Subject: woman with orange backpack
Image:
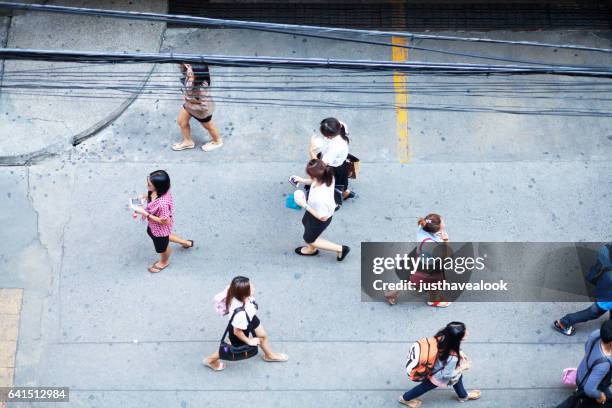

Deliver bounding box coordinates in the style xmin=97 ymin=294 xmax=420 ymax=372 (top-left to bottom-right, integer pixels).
xmin=400 ymin=322 xmax=481 ymax=407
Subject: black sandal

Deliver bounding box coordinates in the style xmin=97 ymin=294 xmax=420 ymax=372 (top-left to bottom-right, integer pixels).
xmin=294 ymin=247 xmax=319 ymax=256
xmin=183 ymin=240 xmax=194 ymax=249
xmin=553 ymin=320 xmax=575 ymax=336
xmin=337 ymin=245 xmax=351 ymax=261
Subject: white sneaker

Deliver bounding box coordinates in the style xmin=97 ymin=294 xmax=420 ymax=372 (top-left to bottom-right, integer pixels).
xmin=202 ymin=141 xmax=223 ymax=152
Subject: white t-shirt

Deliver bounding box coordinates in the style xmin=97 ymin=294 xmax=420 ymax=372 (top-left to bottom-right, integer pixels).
xmin=228 ymin=297 xmax=257 ymax=330
xmin=307 ymin=180 xmax=336 ymax=219
xmin=312 ymin=134 xmax=349 ymax=167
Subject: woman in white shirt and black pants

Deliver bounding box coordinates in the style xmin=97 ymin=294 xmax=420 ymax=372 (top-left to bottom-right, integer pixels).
xmin=292 ymin=159 xmax=350 ymax=261
xmin=309 ymin=117 xmax=355 ymax=203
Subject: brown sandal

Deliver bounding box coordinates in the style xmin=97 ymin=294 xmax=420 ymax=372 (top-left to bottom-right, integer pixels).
xmin=203 ymin=360 xmax=226 ymax=371
xmin=262 ymin=353 xmax=288 ymax=362
xmin=148 ymin=263 xmax=169 ymax=273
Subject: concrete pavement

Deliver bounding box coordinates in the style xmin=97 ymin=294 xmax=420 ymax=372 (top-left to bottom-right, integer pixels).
xmin=0 ymin=0 xmax=166 ymax=165
xmin=0 ymin=17 xmax=611 ymax=408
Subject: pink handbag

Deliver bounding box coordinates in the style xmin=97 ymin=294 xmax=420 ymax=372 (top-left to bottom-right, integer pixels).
xmin=213 ymin=285 xmax=230 ymax=316
xmin=562 ymin=368 xmax=577 ymax=386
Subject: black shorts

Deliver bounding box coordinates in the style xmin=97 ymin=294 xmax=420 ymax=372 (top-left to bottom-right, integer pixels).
xmin=189 ymin=113 xmax=212 ymax=123
xmin=302 ymin=211 xmax=332 ymax=244
xmin=147 ymin=227 xmax=169 ymax=253
xmin=228 ymin=315 xmax=261 ymax=346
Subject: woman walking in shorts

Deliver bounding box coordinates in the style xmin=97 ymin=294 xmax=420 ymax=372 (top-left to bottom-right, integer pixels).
xmin=400 ymin=322 xmax=481 ymax=407
xmin=133 ymin=170 xmax=193 ymax=273
xmin=291 ymin=159 xmax=350 ymax=261
xmin=204 ymin=276 xmax=288 ymax=371
xmin=309 ymin=117 xmax=355 ymax=203
xmin=172 ymin=62 xmax=223 ymax=152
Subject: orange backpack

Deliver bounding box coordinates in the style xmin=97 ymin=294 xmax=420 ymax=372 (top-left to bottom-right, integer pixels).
xmin=406 ymin=337 xmax=438 ymax=382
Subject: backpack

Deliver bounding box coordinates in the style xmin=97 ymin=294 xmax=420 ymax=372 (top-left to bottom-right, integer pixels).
xmin=586 ymin=244 xmax=612 ymax=285
xmin=406 ymin=337 xmax=439 ymax=382
xmin=213 ymin=285 xmax=230 ymax=316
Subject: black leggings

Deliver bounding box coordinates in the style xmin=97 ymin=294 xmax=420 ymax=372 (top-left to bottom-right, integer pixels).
xmin=332 ymin=160 xmax=349 ymax=193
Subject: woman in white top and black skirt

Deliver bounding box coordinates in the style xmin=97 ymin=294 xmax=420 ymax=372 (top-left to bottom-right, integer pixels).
xmin=203 ymin=276 xmax=288 ymax=371
xmin=291 ymin=159 xmax=350 ymax=261
xmin=309 ymin=117 xmax=356 ymax=204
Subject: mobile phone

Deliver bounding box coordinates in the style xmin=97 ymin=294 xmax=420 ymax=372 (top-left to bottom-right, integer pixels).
xmin=288 ymin=176 xmax=299 ymax=187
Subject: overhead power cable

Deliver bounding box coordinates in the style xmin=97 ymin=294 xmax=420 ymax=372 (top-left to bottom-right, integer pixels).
xmin=1 ymin=48 xmax=612 ymax=78
xmin=0 ymin=2 xmax=611 ymax=56
xmin=2 ymin=63 xmax=611 ymax=117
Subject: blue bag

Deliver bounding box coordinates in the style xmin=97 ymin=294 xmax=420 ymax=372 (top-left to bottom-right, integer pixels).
xmin=285 ymin=192 xmax=302 ymax=210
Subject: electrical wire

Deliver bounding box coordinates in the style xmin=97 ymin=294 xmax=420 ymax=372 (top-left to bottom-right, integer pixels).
xmin=0 ymin=2 xmax=609 ymax=68
xmin=2 ymin=63 xmax=611 ymax=117
xmin=4 ymin=88 xmax=610 ymax=117
xmin=0 ymin=1 xmax=610 ymax=55
xmin=1 ymin=48 xmax=611 ymax=77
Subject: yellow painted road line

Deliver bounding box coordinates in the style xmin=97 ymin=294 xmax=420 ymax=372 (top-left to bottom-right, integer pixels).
xmin=389 ymin=0 xmax=409 ymax=163
xmin=392 ymin=36 xmax=410 ymax=163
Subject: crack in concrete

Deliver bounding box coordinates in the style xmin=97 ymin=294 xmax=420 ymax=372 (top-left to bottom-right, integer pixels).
xmin=20 ymin=163 xmax=73 ymax=384
xmin=0 ymin=25 xmax=168 ymax=166
xmin=29 ymin=117 xmax=71 ymax=132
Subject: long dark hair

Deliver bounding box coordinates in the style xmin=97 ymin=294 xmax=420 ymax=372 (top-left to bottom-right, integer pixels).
xmin=181 ymin=62 xmax=211 ymax=87
xmin=148 ymin=170 xmax=170 ymax=201
xmin=435 ymin=321 xmax=466 ymax=365
xmin=225 ymin=276 xmax=251 ymax=311
xmin=320 ymin=117 xmax=349 ymax=143
xmin=306 ymin=159 xmax=334 ymax=187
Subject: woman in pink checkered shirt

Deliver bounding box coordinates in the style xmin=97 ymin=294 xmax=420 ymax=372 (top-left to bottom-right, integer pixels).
xmin=133 ymin=170 xmax=194 ymax=273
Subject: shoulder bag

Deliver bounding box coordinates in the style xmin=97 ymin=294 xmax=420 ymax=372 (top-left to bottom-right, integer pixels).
xmin=218 ymin=306 xmax=259 ymax=361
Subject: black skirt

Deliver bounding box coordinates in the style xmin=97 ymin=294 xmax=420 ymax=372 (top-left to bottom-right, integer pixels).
xmin=302 ymin=211 xmax=332 ymax=244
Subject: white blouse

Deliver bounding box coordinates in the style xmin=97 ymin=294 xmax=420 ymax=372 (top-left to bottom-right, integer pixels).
xmin=228 ymin=297 xmax=257 ymax=330
xmin=307 ymin=180 xmax=336 ymax=218
xmin=312 ymin=134 xmax=349 ymax=167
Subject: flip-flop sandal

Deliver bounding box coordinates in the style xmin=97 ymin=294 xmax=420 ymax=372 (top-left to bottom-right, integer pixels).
xmin=398 ymin=397 xmax=421 ymax=407
xmin=294 ymin=247 xmax=319 ymax=256
xmin=385 ymin=295 xmax=398 ymax=305
xmin=262 ymin=353 xmax=288 ymax=362
xmin=171 ymin=142 xmax=195 ymax=151
xmin=182 ymin=240 xmax=194 ymax=249
xmin=203 ymin=360 xmax=226 ymax=371
xmin=148 ymin=263 xmax=169 ymax=273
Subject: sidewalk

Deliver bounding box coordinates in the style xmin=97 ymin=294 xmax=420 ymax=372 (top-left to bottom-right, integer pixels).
xmin=0 ymin=21 xmax=611 ymax=408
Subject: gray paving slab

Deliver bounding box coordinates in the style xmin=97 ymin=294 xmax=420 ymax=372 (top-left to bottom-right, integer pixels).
xmin=33 ymin=342 xmax=577 ymax=390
